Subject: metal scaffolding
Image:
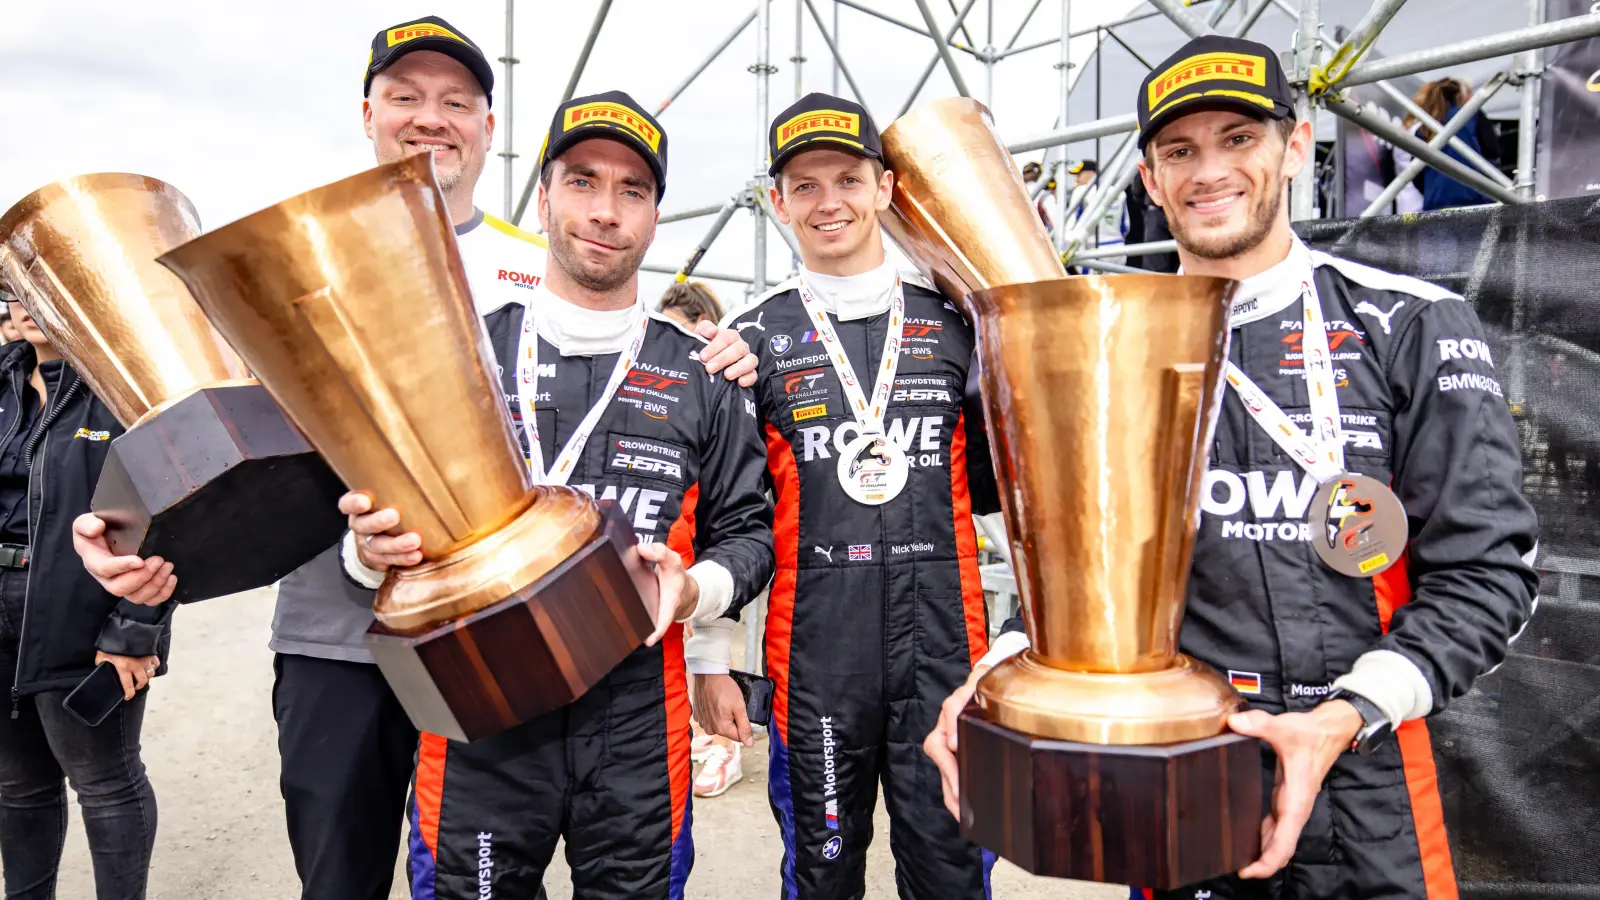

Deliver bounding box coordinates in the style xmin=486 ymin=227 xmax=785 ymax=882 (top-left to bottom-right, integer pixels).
xmin=501 ymin=0 xmax=1600 ymax=278
xmin=497 ymin=0 xmax=1600 ymax=661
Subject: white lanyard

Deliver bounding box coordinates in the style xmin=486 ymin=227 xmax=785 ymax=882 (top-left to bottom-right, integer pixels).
xmin=1224 ymin=278 xmax=1347 ymax=484
xmin=796 ymin=277 xmax=905 ymax=434
xmin=515 ymin=299 xmax=651 ymax=485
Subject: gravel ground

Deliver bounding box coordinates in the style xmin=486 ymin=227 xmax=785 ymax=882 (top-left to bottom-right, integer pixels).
xmin=48 ymin=587 xmax=1119 ymax=899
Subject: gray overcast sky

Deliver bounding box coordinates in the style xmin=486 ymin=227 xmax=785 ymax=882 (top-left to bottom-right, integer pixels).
xmin=1 ymin=0 xmax=1141 ymax=303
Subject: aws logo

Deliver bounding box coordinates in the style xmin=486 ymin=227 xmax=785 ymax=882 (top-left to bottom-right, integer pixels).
xmin=73 ymin=428 xmax=112 ymax=442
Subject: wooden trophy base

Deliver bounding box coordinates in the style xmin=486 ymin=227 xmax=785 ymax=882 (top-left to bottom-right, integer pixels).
xmin=366 ymin=501 xmax=657 ymax=743
xmin=91 ymin=382 xmax=347 ymax=604
xmin=958 ymin=707 xmax=1263 ymax=890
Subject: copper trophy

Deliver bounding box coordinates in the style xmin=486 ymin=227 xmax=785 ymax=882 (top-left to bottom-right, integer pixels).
xmin=0 ymin=174 xmax=346 ymax=602
xmin=157 ymin=155 xmax=657 ymax=742
xmin=881 ymin=99 xmax=1262 ymax=888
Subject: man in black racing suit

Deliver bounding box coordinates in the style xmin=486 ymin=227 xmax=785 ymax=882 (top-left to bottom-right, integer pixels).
xmin=344 ymin=91 xmax=773 ymax=900
xmin=691 ymin=93 xmax=1003 ymax=900
xmin=926 ymin=36 xmax=1539 ymax=900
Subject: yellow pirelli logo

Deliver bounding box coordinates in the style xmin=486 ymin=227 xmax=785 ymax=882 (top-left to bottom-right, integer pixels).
xmin=564 ymin=102 xmax=662 ymax=152
xmin=388 ymin=23 xmax=467 ymax=47
xmin=1147 ymin=52 xmax=1267 ymax=110
xmin=791 ymin=403 xmax=828 ymax=422
xmin=776 ymin=109 xmax=860 ymax=150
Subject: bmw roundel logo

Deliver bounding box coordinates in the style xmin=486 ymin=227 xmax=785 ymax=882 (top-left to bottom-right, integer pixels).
xmin=770 ymin=333 xmax=793 ymax=355
xmin=822 ymin=836 xmax=842 ymax=860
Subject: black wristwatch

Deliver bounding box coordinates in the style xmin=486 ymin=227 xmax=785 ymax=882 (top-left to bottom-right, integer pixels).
xmin=1326 ymin=689 xmax=1393 ymax=755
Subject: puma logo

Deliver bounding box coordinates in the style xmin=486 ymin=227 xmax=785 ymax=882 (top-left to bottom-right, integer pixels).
xmin=1354 ymin=299 xmax=1405 ymax=335
xmin=736 ymin=312 xmax=766 ymax=333
xmin=813 ymin=545 xmax=833 ymax=562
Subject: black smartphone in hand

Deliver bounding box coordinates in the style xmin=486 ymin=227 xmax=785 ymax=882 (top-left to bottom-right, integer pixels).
xmin=61 ymin=661 xmax=127 ymax=727
xmin=727 ymin=668 xmax=774 ymax=727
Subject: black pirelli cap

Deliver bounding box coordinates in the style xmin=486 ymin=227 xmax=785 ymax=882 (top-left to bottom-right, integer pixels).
xmin=538 ymin=91 xmax=669 ymax=203
xmin=365 ymin=16 xmax=494 ymax=106
xmin=767 ymin=93 xmax=883 ymax=177
xmin=1137 ymin=35 xmax=1294 ymax=149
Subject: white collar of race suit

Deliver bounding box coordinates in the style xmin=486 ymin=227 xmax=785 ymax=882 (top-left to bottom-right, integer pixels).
xmin=1179 ymin=236 xmax=1316 ymax=328
xmin=799 ymin=257 xmax=899 ymax=322
xmin=1225 ymin=237 xmax=1316 ymax=328
xmin=530 ymin=285 xmax=645 ymax=357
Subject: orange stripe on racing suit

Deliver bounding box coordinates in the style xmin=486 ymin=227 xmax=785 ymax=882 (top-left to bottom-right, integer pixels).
xmin=662 ymin=483 xmax=699 ymax=846
xmin=949 ymin=411 xmax=989 ymax=666
xmin=763 ymin=422 xmax=800 ymax=746
xmin=1374 ymin=553 xmax=1459 ymax=900
xmin=414 ymin=732 xmax=450 ymax=859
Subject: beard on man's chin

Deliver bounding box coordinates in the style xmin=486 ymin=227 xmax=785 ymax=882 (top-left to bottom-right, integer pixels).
xmin=1172 ymin=180 xmax=1283 ymax=261
xmin=549 ymin=228 xmax=643 ymax=292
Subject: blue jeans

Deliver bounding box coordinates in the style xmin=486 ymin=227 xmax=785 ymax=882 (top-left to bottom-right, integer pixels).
xmin=0 ymin=569 xmax=156 ymax=900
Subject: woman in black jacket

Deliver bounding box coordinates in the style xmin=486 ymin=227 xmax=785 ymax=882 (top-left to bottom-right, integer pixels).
xmin=0 ymin=297 xmax=171 ymax=900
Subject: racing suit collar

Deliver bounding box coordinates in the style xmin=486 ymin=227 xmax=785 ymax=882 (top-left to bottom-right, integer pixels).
xmin=799 ymin=257 xmax=898 ymax=322
xmin=1223 ymin=236 xmax=1315 ymax=328
xmin=530 ymin=284 xmax=644 ymax=357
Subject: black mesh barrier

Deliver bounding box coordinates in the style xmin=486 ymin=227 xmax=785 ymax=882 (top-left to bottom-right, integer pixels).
xmin=1297 ymin=199 xmax=1600 ymax=900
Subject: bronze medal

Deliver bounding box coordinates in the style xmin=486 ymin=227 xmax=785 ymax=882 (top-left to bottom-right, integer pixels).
xmin=1310 ymin=473 xmax=1408 ymax=578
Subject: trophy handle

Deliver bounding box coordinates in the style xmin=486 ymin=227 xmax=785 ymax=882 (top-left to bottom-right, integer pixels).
xmin=1150 ymin=363 xmax=1208 ymax=658
xmin=293 ymin=284 xmax=476 ymax=542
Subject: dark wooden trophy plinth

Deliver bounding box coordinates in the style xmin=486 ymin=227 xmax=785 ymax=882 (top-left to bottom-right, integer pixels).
xmin=958 ymin=707 xmax=1263 ymax=890
xmin=91 ymin=383 xmax=347 ymax=604
xmin=366 ymin=501 xmax=657 ymax=743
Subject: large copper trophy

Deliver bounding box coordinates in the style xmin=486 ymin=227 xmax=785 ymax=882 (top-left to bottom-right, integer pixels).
xmin=0 ymin=174 xmax=346 ymax=602
xmin=882 ymin=99 xmax=1262 ymax=888
xmin=158 ymin=155 xmax=657 ymax=742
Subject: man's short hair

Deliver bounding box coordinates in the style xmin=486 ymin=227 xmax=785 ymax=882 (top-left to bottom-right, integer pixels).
xmin=660 ymin=280 xmax=724 ymax=326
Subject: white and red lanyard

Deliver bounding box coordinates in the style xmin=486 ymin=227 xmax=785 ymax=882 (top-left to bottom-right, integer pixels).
xmin=1224 ymin=278 xmax=1347 ymax=484
xmin=514 ymin=299 xmax=650 ymax=485
xmin=795 ymin=277 xmax=906 ymax=436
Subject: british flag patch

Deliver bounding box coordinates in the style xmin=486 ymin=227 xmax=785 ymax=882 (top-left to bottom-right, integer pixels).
xmin=848 ymin=544 xmax=872 ymax=561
